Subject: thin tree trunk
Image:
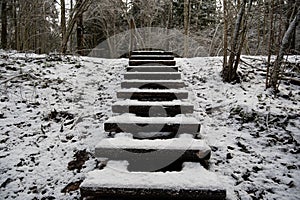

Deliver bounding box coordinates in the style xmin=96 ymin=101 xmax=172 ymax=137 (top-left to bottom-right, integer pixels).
xmin=1 ymin=0 xmax=8 ymax=49
xmin=223 ymin=0 xmax=228 ymax=67
xmin=266 ymin=0 xmax=274 ymax=88
xmin=233 ymin=0 xmax=252 ymax=73
xmin=184 ymin=0 xmax=190 ymax=57
xmin=76 ymin=0 xmax=84 ymax=55
xmin=61 ymin=0 xmax=91 ymax=54
xmin=222 ymin=0 xmax=246 ymax=82
xmin=61 ymin=0 xmax=67 ymax=53
xmin=270 ymin=9 xmax=300 ymax=91
xmin=13 ymin=0 xmax=18 ymax=50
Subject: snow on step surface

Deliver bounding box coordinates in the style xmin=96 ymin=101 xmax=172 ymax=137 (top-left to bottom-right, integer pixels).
xmin=80 ymin=161 xmax=226 ymax=200
xmin=112 ymin=100 xmax=194 ymax=117
xmin=117 ymin=89 xmax=189 ymax=101
xmin=130 ymin=55 xmax=174 ymax=60
xmin=124 ymin=72 xmax=181 ymax=80
xmin=95 ymin=135 xmax=211 ymax=164
xmin=129 ymin=60 xmax=176 ymax=66
xmin=127 ymin=66 xmax=178 ymax=72
xmin=104 ymin=114 xmax=200 ymax=134
xmin=131 ymin=51 xmax=174 ymax=56
xmin=121 ymin=80 xmax=186 ymax=89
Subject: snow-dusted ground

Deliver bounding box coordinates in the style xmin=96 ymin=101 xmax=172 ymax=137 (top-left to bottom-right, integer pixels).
xmin=0 ymin=51 xmax=299 ymax=199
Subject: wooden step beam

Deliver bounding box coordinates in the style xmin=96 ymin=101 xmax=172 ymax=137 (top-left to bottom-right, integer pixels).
xmin=129 ymin=60 xmax=176 ymax=66
xmin=127 ymin=66 xmax=178 ymax=72
xmin=130 ymin=55 xmax=174 ymax=60
xmin=124 ymin=72 xmax=181 ymax=80
xmin=112 ymin=100 xmax=193 ymax=117
xmin=117 ymin=89 xmax=189 ymax=101
xmin=80 ymin=161 xmax=226 ymax=200
xmin=104 ymin=114 xmax=200 ymax=135
xmin=95 ymin=136 xmax=211 ymax=169
xmin=131 ymin=51 xmax=174 ymax=56
xmin=121 ymin=80 xmax=186 ymax=89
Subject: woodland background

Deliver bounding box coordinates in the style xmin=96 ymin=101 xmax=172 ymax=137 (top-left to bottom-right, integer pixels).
xmin=0 ymin=0 xmax=300 ymax=90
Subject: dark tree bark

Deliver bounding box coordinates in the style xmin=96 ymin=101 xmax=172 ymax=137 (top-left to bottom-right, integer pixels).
xmin=61 ymin=0 xmax=91 ymax=54
xmin=222 ymin=0 xmax=247 ymax=82
xmin=1 ymin=0 xmax=8 ymax=49
xmin=61 ymin=0 xmax=67 ymax=52
xmin=76 ymin=0 xmax=84 ymax=55
xmin=270 ymin=9 xmax=300 ymax=92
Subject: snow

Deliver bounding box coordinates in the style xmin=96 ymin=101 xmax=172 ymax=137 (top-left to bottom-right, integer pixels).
xmin=81 ymin=160 xmax=224 ymax=190
xmin=113 ymin=99 xmax=192 ymax=106
xmin=0 ymin=51 xmax=299 ymax=199
xmin=95 ymin=136 xmax=210 ymax=151
xmin=105 ymin=113 xmax=200 ymax=124
xmin=117 ymin=88 xmax=188 ymax=93
xmin=124 ymin=72 xmax=181 ymax=75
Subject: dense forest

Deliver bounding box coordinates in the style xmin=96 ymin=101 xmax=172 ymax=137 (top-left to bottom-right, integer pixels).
xmin=0 ymin=0 xmax=299 ymax=90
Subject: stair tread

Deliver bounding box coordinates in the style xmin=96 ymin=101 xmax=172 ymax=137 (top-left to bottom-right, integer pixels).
xmin=118 ymin=88 xmax=188 ymax=93
xmin=113 ymin=100 xmax=192 ymax=106
xmin=106 ymin=114 xmax=199 ymax=124
xmin=96 ymin=135 xmax=208 ymax=151
xmin=131 ymin=51 xmax=174 ymax=55
xmin=81 ymin=161 xmax=226 ymax=198
xmin=122 ymin=80 xmax=184 ymax=83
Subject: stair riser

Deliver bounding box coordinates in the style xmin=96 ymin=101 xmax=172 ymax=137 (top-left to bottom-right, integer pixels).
xmin=95 ymin=149 xmax=210 ymax=169
xmin=129 ymin=60 xmax=176 ymax=66
xmin=121 ymin=82 xmax=185 ymax=89
xmin=81 ymin=187 xmax=226 ymax=200
xmin=124 ymin=73 xmax=181 ymax=80
xmin=112 ymin=105 xmax=193 ymax=117
xmin=104 ymin=123 xmax=200 ymax=134
xmin=117 ymin=92 xmax=188 ymax=101
xmin=131 ymin=51 xmax=174 ymax=56
xmin=127 ymin=66 xmax=178 ymax=72
xmin=130 ymin=56 xmax=174 ymax=60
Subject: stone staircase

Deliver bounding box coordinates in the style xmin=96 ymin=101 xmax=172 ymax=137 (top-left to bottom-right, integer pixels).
xmin=80 ymin=51 xmax=226 ymax=199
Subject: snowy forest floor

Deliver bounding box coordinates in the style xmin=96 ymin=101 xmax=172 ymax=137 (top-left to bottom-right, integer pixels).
xmin=0 ymin=51 xmax=299 ymax=200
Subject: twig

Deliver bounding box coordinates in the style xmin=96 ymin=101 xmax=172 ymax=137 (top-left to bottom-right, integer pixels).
xmin=0 ymin=73 xmax=40 ymax=85
xmin=70 ymin=113 xmax=84 ymax=130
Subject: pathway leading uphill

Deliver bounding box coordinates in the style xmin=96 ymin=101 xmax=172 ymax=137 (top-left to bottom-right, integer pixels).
xmin=80 ymin=51 xmax=227 ymax=199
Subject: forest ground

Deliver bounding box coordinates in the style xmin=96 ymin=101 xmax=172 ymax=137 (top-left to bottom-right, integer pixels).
xmin=0 ymin=51 xmax=299 ymax=200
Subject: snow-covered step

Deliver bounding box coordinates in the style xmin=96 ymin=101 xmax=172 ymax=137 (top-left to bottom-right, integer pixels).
xmin=80 ymin=161 xmax=226 ymax=200
xmin=129 ymin=60 xmax=176 ymax=66
xmin=117 ymin=89 xmax=189 ymax=101
xmin=131 ymin=51 xmax=174 ymax=56
xmin=95 ymin=136 xmax=211 ymax=170
xmin=112 ymin=100 xmax=193 ymax=117
xmin=127 ymin=65 xmax=178 ymax=72
xmin=130 ymin=55 xmax=174 ymax=60
xmin=104 ymin=114 xmax=200 ymax=135
xmin=121 ymin=80 xmax=186 ymax=89
xmin=124 ymin=72 xmax=181 ymax=80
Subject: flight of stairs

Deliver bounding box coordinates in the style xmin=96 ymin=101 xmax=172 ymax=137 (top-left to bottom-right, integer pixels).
xmin=80 ymin=51 xmax=226 ymax=199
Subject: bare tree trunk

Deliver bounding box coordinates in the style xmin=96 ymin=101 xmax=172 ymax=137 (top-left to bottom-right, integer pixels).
xmin=234 ymin=1 xmax=252 ymax=73
xmin=270 ymin=9 xmax=300 ymax=92
xmin=1 ymin=0 xmax=8 ymax=49
xmin=266 ymin=0 xmax=274 ymax=89
xmin=76 ymin=0 xmax=84 ymax=55
xmin=13 ymin=0 xmax=18 ymax=50
xmin=223 ymin=0 xmax=228 ymax=68
xmin=184 ymin=0 xmax=190 ymax=57
xmin=222 ymin=0 xmax=247 ymax=82
xmin=61 ymin=0 xmax=67 ymax=53
xmin=61 ymin=0 xmax=91 ymax=54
